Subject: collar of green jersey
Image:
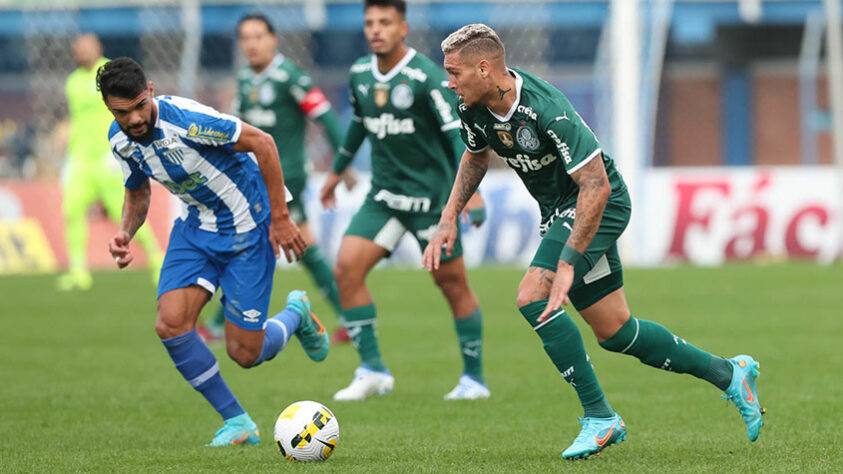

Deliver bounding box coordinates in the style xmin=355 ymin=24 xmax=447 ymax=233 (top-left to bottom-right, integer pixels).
xmin=249 ymin=53 xmax=285 ymax=83
xmin=370 ymin=47 xmax=417 ymax=83
xmin=488 ymin=68 xmax=523 ymax=122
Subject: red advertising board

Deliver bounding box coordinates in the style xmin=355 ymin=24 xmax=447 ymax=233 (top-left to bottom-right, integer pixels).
xmin=0 ymin=180 xmax=174 ymax=273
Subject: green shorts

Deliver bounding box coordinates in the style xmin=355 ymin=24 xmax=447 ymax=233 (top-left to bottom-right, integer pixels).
xmin=285 ymin=178 xmax=307 ymax=225
xmin=530 ymin=193 xmax=631 ymax=310
xmin=345 ymin=195 xmax=463 ymax=261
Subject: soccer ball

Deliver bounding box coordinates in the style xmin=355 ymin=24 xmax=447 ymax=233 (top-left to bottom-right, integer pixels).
xmin=273 ymin=400 xmax=339 ymax=462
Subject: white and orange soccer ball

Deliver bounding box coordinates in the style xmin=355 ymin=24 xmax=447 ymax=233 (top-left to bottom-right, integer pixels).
xmin=273 ymin=400 xmax=339 ymax=462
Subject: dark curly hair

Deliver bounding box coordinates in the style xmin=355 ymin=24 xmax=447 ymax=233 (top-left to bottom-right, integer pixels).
xmin=364 ymin=0 xmax=406 ymax=16
xmin=96 ymin=57 xmax=147 ymax=102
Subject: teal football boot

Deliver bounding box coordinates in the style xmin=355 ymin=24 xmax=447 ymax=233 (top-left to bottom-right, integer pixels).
xmin=287 ymin=290 xmax=329 ymax=362
xmin=561 ymin=413 xmax=627 ymax=459
xmin=206 ymin=413 xmax=260 ymax=447
xmin=723 ymin=355 xmax=765 ymax=441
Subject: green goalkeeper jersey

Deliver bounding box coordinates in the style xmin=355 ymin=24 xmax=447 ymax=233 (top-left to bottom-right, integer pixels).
xmin=456 ymin=68 xmax=627 ymax=234
xmin=234 ymin=54 xmax=335 ymax=187
xmin=341 ymin=48 xmax=464 ymax=213
xmin=65 ymin=57 xmax=113 ymax=164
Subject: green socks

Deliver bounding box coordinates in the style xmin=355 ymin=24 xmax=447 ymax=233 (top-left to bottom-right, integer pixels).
xmin=301 ymin=247 xmax=343 ymax=317
xmin=453 ymin=308 xmax=485 ymax=384
xmin=519 ymin=301 xmax=614 ymax=418
xmin=599 ymin=317 xmax=734 ymax=391
xmin=342 ymin=304 xmax=386 ymax=372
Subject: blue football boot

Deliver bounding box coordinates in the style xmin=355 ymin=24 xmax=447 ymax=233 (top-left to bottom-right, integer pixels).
xmin=287 ymin=290 xmax=329 ymax=362
xmin=723 ymin=355 xmax=765 ymax=441
xmin=206 ymin=413 xmax=260 ymax=447
xmin=561 ymin=413 xmax=627 ymax=459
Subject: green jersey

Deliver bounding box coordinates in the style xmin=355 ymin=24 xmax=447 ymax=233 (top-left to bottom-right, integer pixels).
xmin=66 ymin=57 xmax=113 ymax=164
xmin=346 ymin=48 xmax=463 ymax=213
xmin=234 ymin=54 xmax=333 ymax=186
xmin=457 ymin=68 xmax=627 ymax=234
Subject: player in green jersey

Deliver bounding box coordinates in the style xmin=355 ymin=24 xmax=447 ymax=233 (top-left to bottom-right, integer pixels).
xmin=425 ymin=24 xmax=765 ymax=459
xmin=198 ymin=14 xmax=354 ymax=343
xmin=58 ymin=33 xmax=162 ymax=291
xmin=321 ymin=0 xmax=489 ymax=401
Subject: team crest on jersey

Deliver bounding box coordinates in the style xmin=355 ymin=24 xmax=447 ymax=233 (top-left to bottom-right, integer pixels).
xmin=259 ymin=82 xmax=276 ymax=105
xmin=497 ymin=130 xmax=514 ymax=148
xmin=374 ymin=83 xmax=390 ymax=108
xmin=162 ymin=148 xmax=185 ymax=165
xmin=516 ymin=126 xmax=540 ymax=150
xmin=390 ymin=83 xmax=414 ymax=109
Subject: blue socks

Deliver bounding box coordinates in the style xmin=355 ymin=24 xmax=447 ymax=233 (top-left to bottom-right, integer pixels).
xmin=161 ymin=310 xmax=301 ymax=421
xmin=251 ymin=308 xmax=301 ymax=367
xmin=161 ymin=329 xmax=244 ymax=420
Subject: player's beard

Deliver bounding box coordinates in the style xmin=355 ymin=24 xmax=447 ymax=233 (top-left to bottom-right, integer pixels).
xmin=124 ymin=121 xmax=154 ymax=142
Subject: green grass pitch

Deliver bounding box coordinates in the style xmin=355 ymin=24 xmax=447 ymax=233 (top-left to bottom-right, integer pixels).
xmin=1 ymin=263 xmax=841 ymax=472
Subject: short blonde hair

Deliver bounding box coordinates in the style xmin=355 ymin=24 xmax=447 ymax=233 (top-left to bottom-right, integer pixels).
xmin=440 ymin=23 xmax=505 ymax=59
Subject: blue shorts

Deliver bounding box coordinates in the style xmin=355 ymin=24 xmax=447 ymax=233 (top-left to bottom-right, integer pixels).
xmin=158 ymin=218 xmax=275 ymax=331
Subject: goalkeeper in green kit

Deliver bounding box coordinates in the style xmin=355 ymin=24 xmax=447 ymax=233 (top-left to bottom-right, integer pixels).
xmin=425 ymin=24 xmax=765 ymax=459
xmin=198 ymin=14 xmax=353 ymax=343
xmin=58 ymin=33 xmax=162 ymax=291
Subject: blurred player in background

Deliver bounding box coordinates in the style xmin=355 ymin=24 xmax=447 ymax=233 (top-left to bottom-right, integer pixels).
xmin=322 ymin=0 xmax=489 ymax=401
xmin=426 ymin=24 xmax=764 ymax=459
xmin=58 ymin=33 xmax=163 ymax=291
xmin=98 ymin=57 xmax=328 ymax=446
xmin=197 ymin=14 xmax=354 ymax=344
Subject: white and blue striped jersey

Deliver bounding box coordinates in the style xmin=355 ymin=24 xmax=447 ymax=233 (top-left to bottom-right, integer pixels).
xmin=109 ymin=95 xmax=272 ymax=234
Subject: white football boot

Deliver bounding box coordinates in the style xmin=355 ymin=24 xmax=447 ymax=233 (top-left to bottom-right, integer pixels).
xmin=444 ymin=375 xmax=491 ymax=400
xmin=333 ymin=366 xmax=394 ymax=401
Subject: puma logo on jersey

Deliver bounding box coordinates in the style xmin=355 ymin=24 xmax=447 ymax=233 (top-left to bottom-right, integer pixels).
xmin=358 ymin=84 xmax=370 ymax=96
xmin=473 ymin=123 xmax=487 ymax=137
xmin=363 ymin=113 xmax=415 ymax=139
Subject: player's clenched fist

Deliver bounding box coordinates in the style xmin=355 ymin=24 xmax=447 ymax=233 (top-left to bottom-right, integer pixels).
xmin=108 ymin=230 xmax=134 ymax=269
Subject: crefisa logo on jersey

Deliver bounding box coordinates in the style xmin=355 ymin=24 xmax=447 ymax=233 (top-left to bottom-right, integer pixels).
xmin=374 ymin=83 xmax=390 ymax=108
xmin=516 ymin=126 xmax=540 ymax=150
xmin=390 ymin=83 xmax=414 ymax=109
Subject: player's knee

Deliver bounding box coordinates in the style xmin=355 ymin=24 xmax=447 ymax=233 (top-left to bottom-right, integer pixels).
xmin=515 ymin=282 xmax=546 ymax=308
xmin=154 ymin=314 xmax=191 ymax=340
xmin=333 ymin=260 xmax=360 ymax=291
xmin=227 ymin=345 xmax=260 ymax=368
xmin=434 ymin=273 xmax=464 ymax=300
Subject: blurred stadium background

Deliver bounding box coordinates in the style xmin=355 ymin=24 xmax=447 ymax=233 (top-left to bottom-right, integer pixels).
xmin=3 ymin=3 xmax=843 ymax=470
xmin=1 ymin=0 xmax=842 ymax=273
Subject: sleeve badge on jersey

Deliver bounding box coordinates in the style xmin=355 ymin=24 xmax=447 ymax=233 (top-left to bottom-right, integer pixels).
xmin=497 ymin=130 xmax=514 ymax=148
xmin=374 ymin=83 xmax=390 ymax=108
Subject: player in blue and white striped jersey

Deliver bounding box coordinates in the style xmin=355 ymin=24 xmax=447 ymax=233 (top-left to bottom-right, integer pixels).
xmin=97 ymin=57 xmax=330 ymax=447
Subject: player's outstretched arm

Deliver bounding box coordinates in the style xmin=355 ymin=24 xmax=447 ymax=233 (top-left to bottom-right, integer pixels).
xmin=234 ymin=122 xmax=306 ymax=262
xmin=109 ymin=179 xmax=151 ymax=269
xmin=539 ymin=154 xmax=611 ymax=321
xmin=423 ymin=148 xmax=492 ymax=271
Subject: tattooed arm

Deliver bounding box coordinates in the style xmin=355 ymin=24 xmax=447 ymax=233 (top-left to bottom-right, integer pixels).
xmin=442 ymin=148 xmax=492 ymax=222
xmin=121 ymin=181 xmax=151 ymax=239
xmin=537 ymin=154 xmax=610 ymax=320
xmin=566 ymin=154 xmax=611 ymax=253
xmin=108 ymin=179 xmax=151 ymax=269
xmin=422 ymin=148 xmax=492 ymax=270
